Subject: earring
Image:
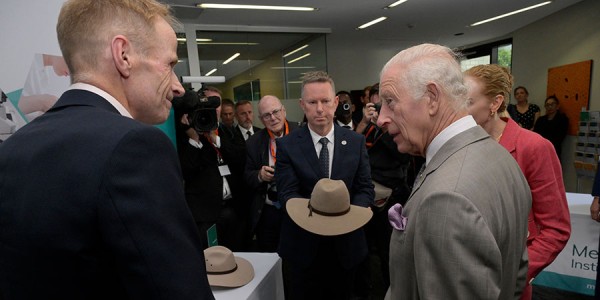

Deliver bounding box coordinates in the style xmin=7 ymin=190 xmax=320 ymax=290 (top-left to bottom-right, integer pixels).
xmin=490 ymin=110 xmax=496 ymax=117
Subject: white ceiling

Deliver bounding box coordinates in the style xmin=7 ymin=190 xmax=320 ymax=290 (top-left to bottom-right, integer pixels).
xmin=164 ymin=0 xmax=584 ymax=79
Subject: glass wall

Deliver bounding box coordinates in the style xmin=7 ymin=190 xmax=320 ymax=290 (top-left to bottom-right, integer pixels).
xmin=176 ymin=30 xmax=327 ymax=102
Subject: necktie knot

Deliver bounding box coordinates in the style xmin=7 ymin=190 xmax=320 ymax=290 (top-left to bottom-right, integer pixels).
xmin=247 ymin=130 xmax=253 ymax=137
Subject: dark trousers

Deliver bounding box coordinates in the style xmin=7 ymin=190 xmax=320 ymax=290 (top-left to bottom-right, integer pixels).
xmin=255 ymin=204 xmax=282 ymax=252
xmin=287 ymin=240 xmax=357 ymax=300
xmin=196 ymin=203 xmax=243 ymax=251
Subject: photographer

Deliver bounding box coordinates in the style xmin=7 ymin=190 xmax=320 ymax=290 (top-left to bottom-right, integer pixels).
xmin=334 ymin=91 xmax=355 ymax=130
xmin=176 ymin=86 xmax=247 ymax=251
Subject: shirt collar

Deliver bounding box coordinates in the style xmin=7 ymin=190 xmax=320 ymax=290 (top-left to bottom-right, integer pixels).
xmin=308 ymin=123 xmax=335 ymax=145
xmin=68 ymin=83 xmax=132 ymax=118
xmin=238 ymin=124 xmax=253 ymax=135
xmin=426 ymin=115 xmax=477 ymax=166
xmin=336 ymin=120 xmax=353 ymax=128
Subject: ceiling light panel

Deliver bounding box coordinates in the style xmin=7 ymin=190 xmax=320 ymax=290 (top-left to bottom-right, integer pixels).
xmin=470 ymin=1 xmax=552 ymax=27
xmin=197 ymin=3 xmax=316 ymax=11
xmin=357 ymin=17 xmax=387 ymax=30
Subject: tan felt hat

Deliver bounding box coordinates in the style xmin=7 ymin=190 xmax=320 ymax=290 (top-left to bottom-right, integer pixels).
xmin=286 ymin=178 xmax=373 ymax=236
xmin=204 ymin=246 xmax=254 ymax=288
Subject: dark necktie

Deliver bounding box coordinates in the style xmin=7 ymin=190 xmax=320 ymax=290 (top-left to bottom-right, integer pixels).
xmin=343 ymin=125 xmax=351 ymax=129
xmin=319 ymin=137 xmax=329 ymax=178
xmin=247 ymin=130 xmax=253 ymax=137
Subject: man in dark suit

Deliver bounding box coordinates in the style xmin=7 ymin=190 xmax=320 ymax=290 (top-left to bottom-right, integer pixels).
xmin=276 ymin=71 xmax=374 ymax=299
xmin=245 ymin=95 xmax=298 ymax=252
xmin=0 ymin=0 xmax=214 ymax=299
xmin=334 ymin=91 xmax=356 ymax=130
xmin=235 ymin=100 xmax=260 ymax=141
xmin=178 ymin=89 xmax=247 ymax=251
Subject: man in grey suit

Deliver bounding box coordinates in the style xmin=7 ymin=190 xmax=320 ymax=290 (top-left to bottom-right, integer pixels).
xmin=377 ymin=43 xmax=531 ymax=299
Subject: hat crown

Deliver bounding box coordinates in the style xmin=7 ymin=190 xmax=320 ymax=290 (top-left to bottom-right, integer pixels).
xmin=310 ymin=179 xmax=350 ymax=214
xmin=204 ymin=246 xmax=237 ymax=273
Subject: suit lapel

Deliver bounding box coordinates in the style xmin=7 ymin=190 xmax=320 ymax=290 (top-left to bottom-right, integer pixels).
xmin=331 ymin=126 xmax=346 ymax=178
xmin=297 ymin=126 xmax=322 ymax=177
xmin=409 ymin=126 xmax=489 ymax=198
xmin=260 ymin=130 xmax=270 ymax=166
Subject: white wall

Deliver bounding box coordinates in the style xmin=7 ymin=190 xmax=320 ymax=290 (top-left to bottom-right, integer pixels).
xmin=510 ymin=0 xmax=600 ymax=192
xmin=0 ymin=0 xmax=65 ymax=92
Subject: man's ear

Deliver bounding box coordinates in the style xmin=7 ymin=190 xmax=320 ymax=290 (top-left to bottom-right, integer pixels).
xmin=425 ymin=82 xmax=440 ymax=115
xmin=112 ymin=35 xmax=131 ymax=78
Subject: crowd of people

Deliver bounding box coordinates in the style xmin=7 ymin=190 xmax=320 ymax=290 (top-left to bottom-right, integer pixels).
xmin=0 ymin=0 xmax=585 ymax=299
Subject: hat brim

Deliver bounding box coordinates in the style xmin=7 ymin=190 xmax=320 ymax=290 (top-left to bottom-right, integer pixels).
xmin=286 ymin=198 xmax=373 ymax=236
xmin=207 ymin=256 xmax=255 ymax=288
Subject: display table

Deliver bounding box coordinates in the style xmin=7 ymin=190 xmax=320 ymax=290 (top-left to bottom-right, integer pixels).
xmin=212 ymin=252 xmax=284 ymax=300
xmin=533 ymin=192 xmax=600 ymax=296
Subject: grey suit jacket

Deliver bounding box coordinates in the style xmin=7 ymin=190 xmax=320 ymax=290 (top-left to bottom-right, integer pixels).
xmin=386 ymin=126 xmax=531 ymax=300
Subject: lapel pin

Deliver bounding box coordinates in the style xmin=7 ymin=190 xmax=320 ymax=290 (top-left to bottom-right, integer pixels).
xmin=341 ymin=140 xmax=347 ymax=145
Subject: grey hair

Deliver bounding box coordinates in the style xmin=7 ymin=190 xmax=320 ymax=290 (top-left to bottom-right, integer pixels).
xmin=380 ymin=43 xmax=468 ymax=110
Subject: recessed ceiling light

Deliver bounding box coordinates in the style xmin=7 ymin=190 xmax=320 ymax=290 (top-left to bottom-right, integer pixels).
xmin=223 ymin=53 xmax=240 ymax=65
xmin=357 ymin=17 xmax=387 ymax=30
xmin=198 ymin=42 xmax=259 ymax=45
xmin=385 ymin=0 xmax=408 ymax=9
xmin=205 ymin=68 xmax=217 ymax=76
xmin=288 ymin=53 xmax=311 ymax=64
xmin=283 ymin=45 xmax=309 ymax=58
xmin=176 ymin=38 xmax=213 ymax=42
xmin=197 ymin=3 xmax=316 ymax=11
xmin=470 ymin=1 xmax=552 ymax=27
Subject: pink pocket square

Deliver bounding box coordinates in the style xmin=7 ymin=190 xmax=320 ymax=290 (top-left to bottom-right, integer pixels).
xmin=388 ymin=203 xmax=407 ymax=231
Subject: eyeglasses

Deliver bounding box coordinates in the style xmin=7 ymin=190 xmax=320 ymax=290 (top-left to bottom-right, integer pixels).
xmin=260 ymin=106 xmax=284 ymax=120
xmin=545 ymin=102 xmax=557 ymax=107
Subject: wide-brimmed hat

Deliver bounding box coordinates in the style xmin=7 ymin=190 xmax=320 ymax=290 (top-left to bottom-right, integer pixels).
xmin=204 ymin=246 xmax=254 ymax=288
xmin=286 ymin=178 xmax=373 ymax=236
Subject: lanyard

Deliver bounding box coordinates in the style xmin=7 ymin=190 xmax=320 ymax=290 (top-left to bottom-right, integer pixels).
xmin=266 ymin=120 xmax=289 ymax=165
xmin=205 ymin=129 xmax=224 ymax=164
xmin=364 ymin=124 xmax=383 ymax=149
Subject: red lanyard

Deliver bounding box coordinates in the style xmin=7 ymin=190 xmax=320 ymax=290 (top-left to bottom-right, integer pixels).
xmin=364 ymin=124 xmax=383 ymax=149
xmin=205 ymin=129 xmax=223 ymax=164
xmin=266 ymin=120 xmax=289 ymax=165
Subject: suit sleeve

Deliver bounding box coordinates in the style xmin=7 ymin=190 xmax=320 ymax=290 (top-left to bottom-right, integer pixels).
xmin=275 ymin=137 xmax=302 ymax=207
xmin=244 ymin=137 xmax=265 ymax=191
xmin=522 ymin=137 xmax=571 ymax=280
xmin=413 ymin=191 xmax=504 ymax=300
xmin=99 ymin=127 xmax=214 ymax=300
xmin=350 ymin=135 xmax=374 ymax=208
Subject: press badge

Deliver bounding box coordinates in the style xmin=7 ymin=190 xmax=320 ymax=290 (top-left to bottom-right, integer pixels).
xmin=218 ymin=164 xmax=231 ymax=176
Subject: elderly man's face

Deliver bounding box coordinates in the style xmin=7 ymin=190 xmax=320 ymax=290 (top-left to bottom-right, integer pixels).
xmin=377 ymin=67 xmax=429 ymax=156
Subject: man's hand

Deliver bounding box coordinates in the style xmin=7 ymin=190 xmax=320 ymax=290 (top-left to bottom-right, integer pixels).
xmin=591 ymin=196 xmax=600 ymax=222
xmin=259 ymin=165 xmax=275 ymax=182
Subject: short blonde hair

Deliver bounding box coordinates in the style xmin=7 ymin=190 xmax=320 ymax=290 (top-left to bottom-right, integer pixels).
xmin=57 ymin=0 xmax=179 ymax=82
xmin=464 ymin=64 xmax=513 ymax=113
xmin=300 ymin=71 xmax=335 ymax=99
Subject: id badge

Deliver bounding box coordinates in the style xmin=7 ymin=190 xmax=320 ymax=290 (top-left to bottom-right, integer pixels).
xmin=218 ymin=164 xmax=231 ymax=176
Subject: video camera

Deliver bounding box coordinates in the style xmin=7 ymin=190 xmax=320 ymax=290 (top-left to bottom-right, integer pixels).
xmin=173 ymin=88 xmax=221 ymax=133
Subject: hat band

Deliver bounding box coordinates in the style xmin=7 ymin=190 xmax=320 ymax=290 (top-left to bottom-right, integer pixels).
xmin=207 ymin=264 xmax=238 ymax=275
xmin=308 ymin=202 xmax=350 ymax=217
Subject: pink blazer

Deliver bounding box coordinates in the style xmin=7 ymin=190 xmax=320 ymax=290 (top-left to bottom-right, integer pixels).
xmin=499 ymin=118 xmax=571 ymax=300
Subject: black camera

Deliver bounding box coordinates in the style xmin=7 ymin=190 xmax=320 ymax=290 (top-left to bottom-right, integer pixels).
xmin=173 ymin=88 xmax=221 ymax=133
xmin=373 ymin=102 xmax=382 ymax=114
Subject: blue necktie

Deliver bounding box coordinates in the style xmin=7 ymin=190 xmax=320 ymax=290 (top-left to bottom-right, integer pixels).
xmin=319 ymin=137 xmax=329 ymax=178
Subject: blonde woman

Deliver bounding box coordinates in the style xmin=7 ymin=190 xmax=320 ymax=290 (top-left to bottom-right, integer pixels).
xmin=464 ymin=64 xmax=571 ymax=300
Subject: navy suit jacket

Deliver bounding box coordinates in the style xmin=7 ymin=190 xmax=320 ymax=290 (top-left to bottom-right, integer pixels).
xmin=275 ymin=124 xmax=374 ymax=269
xmin=0 ymin=89 xmax=214 ymax=299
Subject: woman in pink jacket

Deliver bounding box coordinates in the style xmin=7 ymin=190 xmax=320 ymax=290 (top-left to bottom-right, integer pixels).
xmin=464 ymin=64 xmax=571 ymax=300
